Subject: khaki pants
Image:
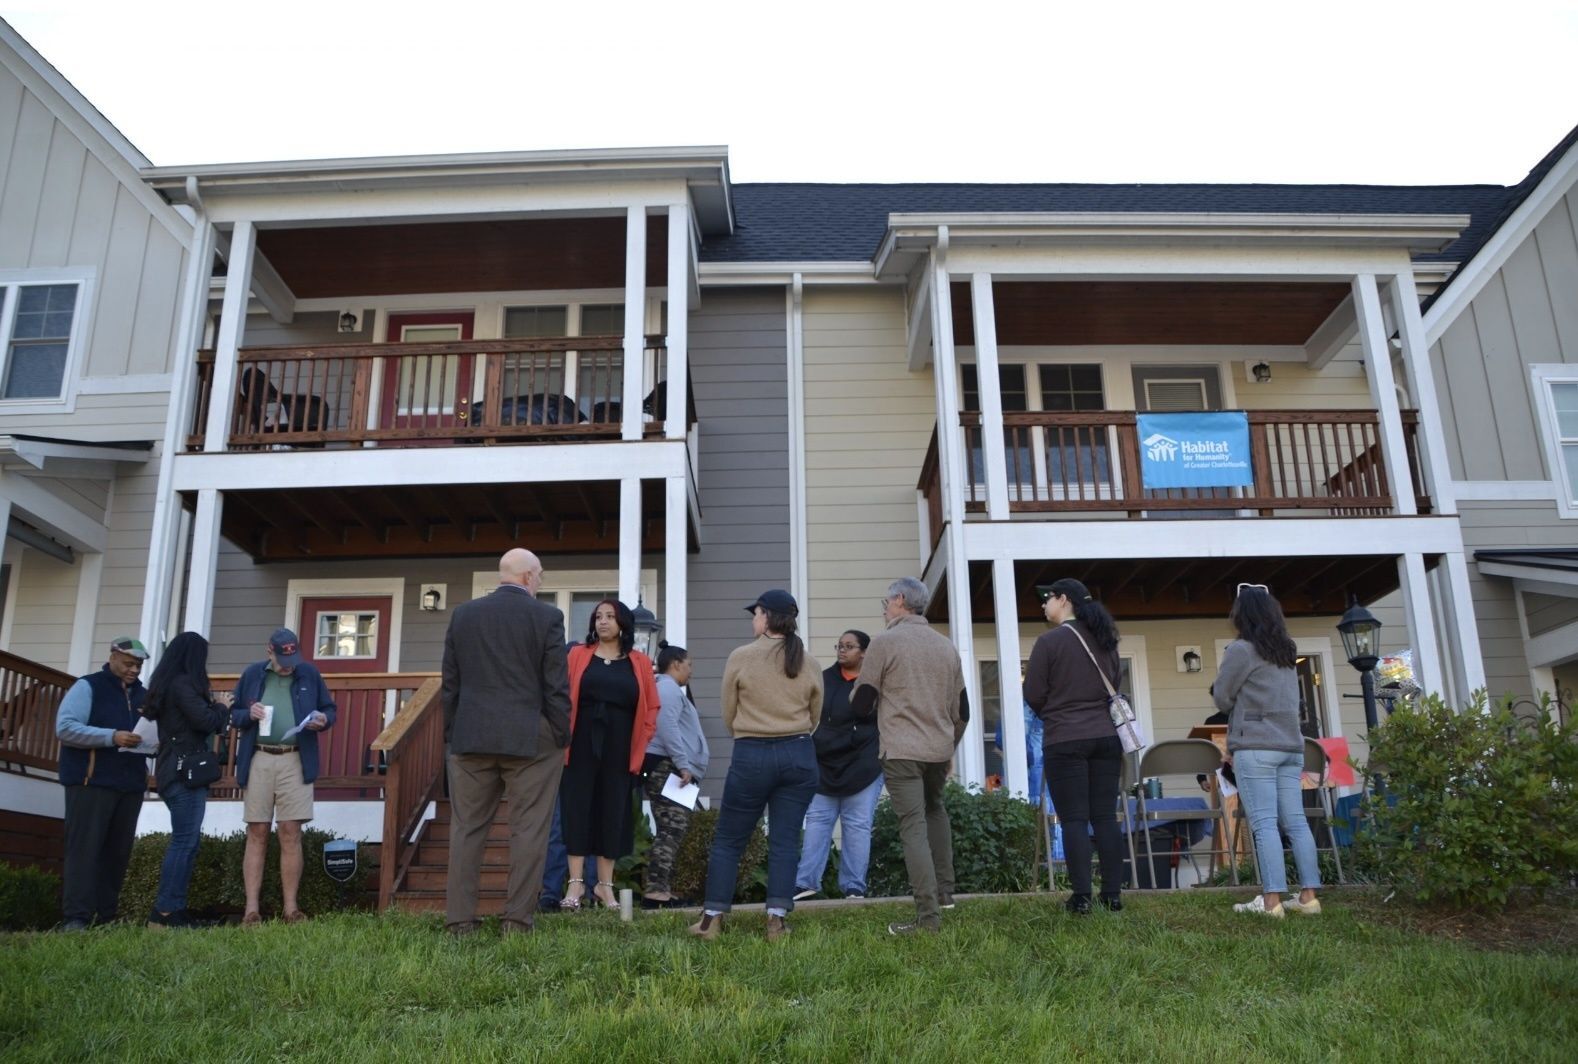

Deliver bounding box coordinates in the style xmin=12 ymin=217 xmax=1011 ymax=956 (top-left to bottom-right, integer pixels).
xmin=446 ymin=748 xmax=564 ymax=927
xmin=882 ymin=757 xmax=955 ymax=929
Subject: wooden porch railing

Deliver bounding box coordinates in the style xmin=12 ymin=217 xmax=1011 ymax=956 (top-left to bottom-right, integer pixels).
xmin=369 ymin=676 xmax=445 ymax=911
xmin=186 ymin=336 xmax=683 ymax=451
xmin=955 ymin=409 xmax=1431 ymax=516
xmin=918 ymin=427 xmax=945 ymax=554
xmin=0 ymin=650 xmax=74 ymax=774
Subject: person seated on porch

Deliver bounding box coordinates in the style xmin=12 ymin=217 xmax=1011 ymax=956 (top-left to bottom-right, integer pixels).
xmin=560 ymin=600 xmax=659 ymax=911
xmin=640 ymin=642 xmax=709 ymax=909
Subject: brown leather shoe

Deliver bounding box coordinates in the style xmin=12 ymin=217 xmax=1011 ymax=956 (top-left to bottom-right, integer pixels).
xmin=241 ymin=910 xmax=262 ymax=928
xmin=766 ymin=915 xmax=790 ymax=942
xmin=500 ymin=917 xmax=534 ymax=936
xmin=688 ymin=912 xmax=724 ymax=940
xmin=282 ymin=910 xmax=308 ymax=925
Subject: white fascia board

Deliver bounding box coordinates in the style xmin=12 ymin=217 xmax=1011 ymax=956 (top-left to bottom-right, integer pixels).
xmin=1477 ymin=560 xmax=1578 ymax=588
xmin=961 ymin=515 xmax=1466 ymax=561
xmin=1422 ymin=140 xmax=1578 ymax=345
xmin=941 ymin=244 xmax=1415 ymax=280
xmin=170 ymin=440 xmax=689 ymax=492
xmin=0 ymin=436 xmax=152 ymax=470
xmin=0 ymin=470 xmax=107 ymax=552
xmin=198 ymin=181 xmax=689 ymax=226
xmin=697 ymin=261 xmax=879 ymax=286
xmin=1524 ymin=616 xmax=1578 ymax=669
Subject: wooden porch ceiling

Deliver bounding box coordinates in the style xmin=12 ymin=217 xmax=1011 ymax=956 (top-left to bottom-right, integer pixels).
xmin=252 ymin=215 xmax=669 ymax=298
xmin=188 ymin=479 xmax=690 ymax=563
xmin=949 ymin=280 xmax=1350 ymax=346
xmin=927 ymin=553 xmax=1436 ymax=624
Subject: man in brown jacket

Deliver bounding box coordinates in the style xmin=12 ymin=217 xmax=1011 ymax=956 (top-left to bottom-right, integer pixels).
xmin=440 ymin=548 xmax=571 ymax=936
xmin=851 ymin=576 xmax=968 ymax=934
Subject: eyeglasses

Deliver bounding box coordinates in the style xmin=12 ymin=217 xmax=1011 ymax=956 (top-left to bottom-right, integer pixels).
xmin=879 ymin=597 xmax=893 ymax=611
xmin=834 ymin=642 xmax=862 ymax=652
xmin=1236 ymin=583 xmax=1270 ymax=596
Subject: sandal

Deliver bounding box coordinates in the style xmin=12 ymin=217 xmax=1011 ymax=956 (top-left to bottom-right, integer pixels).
xmin=594 ymin=881 xmax=618 ymax=910
xmin=561 ymin=878 xmax=587 ymax=912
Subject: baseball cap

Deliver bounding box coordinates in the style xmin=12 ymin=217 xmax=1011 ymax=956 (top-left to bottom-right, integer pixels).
xmin=269 ymin=627 xmax=305 ymax=668
xmin=744 ymin=589 xmax=799 ymax=616
xmin=109 ymin=636 xmax=150 ymax=660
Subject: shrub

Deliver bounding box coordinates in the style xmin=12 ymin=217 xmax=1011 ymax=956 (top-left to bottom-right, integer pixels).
xmin=118 ymin=828 xmax=378 ymax=920
xmin=1355 ymin=693 xmax=1578 ymax=908
xmin=668 ymin=807 xmax=769 ymax=903
xmin=866 ymin=782 xmax=1041 ymax=898
xmin=0 ymin=864 xmax=62 ymax=931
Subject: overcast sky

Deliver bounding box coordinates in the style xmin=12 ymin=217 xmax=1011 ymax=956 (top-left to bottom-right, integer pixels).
xmin=6 ymin=0 xmax=1576 ymax=186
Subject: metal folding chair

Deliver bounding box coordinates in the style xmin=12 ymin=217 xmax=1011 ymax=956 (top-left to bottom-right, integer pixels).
xmin=1122 ymin=739 xmax=1240 ymax=888
xmin=1234 ymin=738 xmax=1348 ymax=886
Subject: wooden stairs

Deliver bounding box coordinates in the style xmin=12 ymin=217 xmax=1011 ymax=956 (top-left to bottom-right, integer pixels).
xmin=390 ymin=799 xmax=521 ymax=914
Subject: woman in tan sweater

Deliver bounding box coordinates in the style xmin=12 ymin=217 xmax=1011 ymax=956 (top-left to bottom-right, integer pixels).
xmin=689 ymin=589 xmax=822 ymax=942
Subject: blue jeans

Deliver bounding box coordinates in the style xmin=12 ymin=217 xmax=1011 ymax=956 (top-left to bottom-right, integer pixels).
xmin=541 ymin=797 xmax=567 ymax=903
xmin=1234 ymin=748 xmax=1321 ymax=895
xmin=154 ymin=782 xmax=208 ymax=913
xmin=704 ymin=736 xmax=818 ymax=913
xmin=795 ymin=774 xmax=884 ymax=895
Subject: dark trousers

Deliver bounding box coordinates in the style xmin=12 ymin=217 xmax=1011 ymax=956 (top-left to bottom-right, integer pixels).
xmin=446 ymin=749 xmax=563 ymax=927
xmin=1046 ymin=735 xmax=1126 ymax=898
xmin=883 ymin=757 xmax=955 ymax=928
xmin=703 ymin=736 xmax=817 ymax=913
xmin=642 ymin=756 xmax=693 ymax=895
xmin=62 ymin=785 xmax=143 ymax=923
xmin=540 ymin=797 xmax=567 ymax=903
xmin=560 ymin=708 xmax=636 ymax=858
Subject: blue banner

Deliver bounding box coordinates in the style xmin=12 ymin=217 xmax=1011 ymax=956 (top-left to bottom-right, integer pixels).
xmin=1137 ymin=411 xmax=1253 ymax=489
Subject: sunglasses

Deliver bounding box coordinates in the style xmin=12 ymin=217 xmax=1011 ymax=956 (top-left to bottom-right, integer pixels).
xmin=1236 ymin=583 xmax=1269 ymax=596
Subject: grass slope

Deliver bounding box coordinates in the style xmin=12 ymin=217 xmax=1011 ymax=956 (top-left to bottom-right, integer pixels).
xmin=4 ymin=894 xmax=1575 ymax=1062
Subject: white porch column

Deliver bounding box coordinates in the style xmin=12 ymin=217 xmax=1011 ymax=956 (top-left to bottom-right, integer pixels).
xmin=618 ymin=477 xmax=642 ymax=607
xmin=1441 ymin=551 xmax=1488 ymax=699
xmin=1352 ymin=274 xmax=1417 ymax=516
xmin=970 ymin=274 xmax=1009 ymax=520
xmin=183 ymin=489 xmax=223 ymax=638
xmin=992 ymin=557 xmax=1028 ymax=798
xmin=664 ymin=201 xmax=690 ymax=441
xmin=1397 ymin=553 xmax=1445 ymax=698
xmin=664 ymin=475 xmax=687 ymax=648
xmin=67 ymin=551 xmax=105 ymax=676
xmin=622 ymin=207 xmax=647 ymax=442
xmin=204 ymin=220 xmax=255 ymax=453
xmin=1387 ymin=272 xmax=1458 ymax=515
xmin=141 ymin=216 xmax=216 ymax=659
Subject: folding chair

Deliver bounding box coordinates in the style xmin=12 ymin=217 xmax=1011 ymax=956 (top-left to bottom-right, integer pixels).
xmin=1233 ymin=738 xmax=1348 ymax=886
xmin=1122 ymin=740 xmax=1240 ymax=888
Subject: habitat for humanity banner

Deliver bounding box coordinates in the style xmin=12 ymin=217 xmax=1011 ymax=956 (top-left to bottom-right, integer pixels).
xmin=1136 ymin=411 xmax=1253 ymax=489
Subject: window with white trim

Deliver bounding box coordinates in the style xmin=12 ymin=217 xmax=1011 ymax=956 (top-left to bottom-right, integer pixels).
xmin=1532 ymin=366 xmax=1578 ymax=518
xmin=0 ymin=282 xmax=82 ymax=401
xmin=471 ymin=567 xmax=656 ymax=642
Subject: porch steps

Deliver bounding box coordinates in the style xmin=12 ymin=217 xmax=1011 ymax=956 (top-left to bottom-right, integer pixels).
xmin=389 ymin=798 xmax=532 ymax=916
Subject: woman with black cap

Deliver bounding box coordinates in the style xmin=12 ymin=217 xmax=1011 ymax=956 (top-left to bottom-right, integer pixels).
xmin=689 ymin=589 xmax=822 ymax=942
xmin=1024 ymin=577 xmax=1126 ymax=914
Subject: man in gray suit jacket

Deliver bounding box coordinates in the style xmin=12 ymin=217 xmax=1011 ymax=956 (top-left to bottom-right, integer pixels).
xmin=441 ymin=547 xmax=572 ymax=935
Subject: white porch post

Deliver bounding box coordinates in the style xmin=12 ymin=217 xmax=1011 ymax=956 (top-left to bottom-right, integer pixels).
xmin=183 ymin=489 xmax=223 ymax=638
xmin=664 ymin=475 xmax=687 ymax=648
xmin=1351 ymin=273 xmax=1416 ymax=516
xmin=1396 ymin=552 xmax=1445 ymax=699
xmin=664 ymin=201 xmax=690 ymax=441
xmin=1441 ymin=552 xmax=1488 ymax=699
xmin=204 ymin=220 xmax=255 ymax=453
xmin=1386 ymin=271 xmax=1458 ymax=515
xmin=992 ymin=557 xmax=1027 ymax=797
xmin=971 ymin=273 xmax=1009 ymax=520
xmin=67 ymin=551 xmax=105 ymax=676
xmin=141 ymin=218 xmax=217 ymax=657
xmin=622 ymin=207 xmax=647 ymax=442
xmin=619 ymin=477 xmax=642 ymax=607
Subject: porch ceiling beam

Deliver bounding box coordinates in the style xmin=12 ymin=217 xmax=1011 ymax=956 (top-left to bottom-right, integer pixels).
xmin=906 ymin=266 xmax=934 ymax=371
xmin=322 ymin=489 xmax=385 ymax=541
xmin=214 ymin=228 xmax=296 ymax=324
xmin=383 ymin=488 xmax=433 ymax=542
xmin=474 ymin=487 xmax=519 ymax=539
xmin=1303 ymin=293 xmax=1356 ymax=370
xmin=274 ymin=490 xmax=340 ymax=538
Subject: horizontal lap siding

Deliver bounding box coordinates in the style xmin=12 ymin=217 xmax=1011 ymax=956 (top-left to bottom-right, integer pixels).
xmin=1524 ymin=592 xmax=1578 ymax=637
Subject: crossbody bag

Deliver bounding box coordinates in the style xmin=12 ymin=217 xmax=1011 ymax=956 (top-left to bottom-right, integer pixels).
xmin=1064 ymin=625 xmax=1148 ymax=755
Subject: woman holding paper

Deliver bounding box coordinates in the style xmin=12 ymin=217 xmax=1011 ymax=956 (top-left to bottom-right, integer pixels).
xmin=640 ymin=642 xmax=709 ymax=909
xmin=1214 ymin=584 xmax=1322 ymax=918
xmin=142 ymin=632 xmax=233 ymax=929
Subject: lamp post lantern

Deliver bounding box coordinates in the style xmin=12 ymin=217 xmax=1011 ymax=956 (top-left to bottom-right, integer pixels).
xmin=1337 ymin=597 xmax=1384 ymax=731
xmin=631 ymin=597 xmax=663 ymax=658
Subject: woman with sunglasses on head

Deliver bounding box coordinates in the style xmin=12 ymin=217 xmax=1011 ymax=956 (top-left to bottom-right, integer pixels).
xmin=1024 ymin=577 xmax=1126 ymax=915
xmin=1214 ymin=584 xmax=1321 ymax=918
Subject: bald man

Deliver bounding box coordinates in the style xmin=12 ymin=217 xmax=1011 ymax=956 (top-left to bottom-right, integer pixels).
xmin=440 ymin=548 xmax=572 ymax=935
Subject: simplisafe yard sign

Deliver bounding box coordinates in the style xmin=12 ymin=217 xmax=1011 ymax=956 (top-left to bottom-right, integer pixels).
xmin=323 ymin=838 xmax=358 ymax=883
xmin=1137 ymin=411 xmax=1253 ymax=489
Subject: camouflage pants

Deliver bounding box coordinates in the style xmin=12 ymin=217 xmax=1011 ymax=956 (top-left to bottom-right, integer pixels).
xmin=643 ymin=757 xmax=694 ymax=895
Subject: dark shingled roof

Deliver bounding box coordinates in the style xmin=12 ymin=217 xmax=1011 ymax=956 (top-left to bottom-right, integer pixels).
xmin=700 ymin=181 xmax=1518 ymax=267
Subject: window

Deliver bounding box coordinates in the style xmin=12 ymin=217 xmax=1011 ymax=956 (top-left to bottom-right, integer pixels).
xmin=314 ymin=611 xmax=380 ymax=659
xmin=471 ymin=568 xmax=655 ymax=640
xmin=0 ymin=282 xmax=81 ymax=401
xmin=1040 ymin=364 xmax=1105 ymax=411
xmin=1532 ymin=367 xmax=1578 ymax=519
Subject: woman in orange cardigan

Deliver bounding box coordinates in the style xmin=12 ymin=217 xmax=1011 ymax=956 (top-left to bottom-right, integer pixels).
xmin=561 ymin=599 xmax=660 ymax=911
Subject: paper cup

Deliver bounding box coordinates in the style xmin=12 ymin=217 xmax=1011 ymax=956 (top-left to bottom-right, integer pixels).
xmin=260 ymin=704 xmax=275 ymax=734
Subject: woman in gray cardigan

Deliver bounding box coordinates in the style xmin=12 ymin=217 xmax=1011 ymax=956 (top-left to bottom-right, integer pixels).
xmin=641 ymin=642 xmax=709 ymax=908
xmin=1212 ymin=585 xmax=1322 ymax=918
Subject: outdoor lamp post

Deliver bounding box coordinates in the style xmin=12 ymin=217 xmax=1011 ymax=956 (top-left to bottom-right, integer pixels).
xmin=1337 ymin=597 xmax=1384 ymax=730
xmin=631 ymin=597 xmax=663 ymax=658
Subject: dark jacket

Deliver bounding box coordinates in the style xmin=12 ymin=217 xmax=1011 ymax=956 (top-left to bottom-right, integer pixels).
xmin=441 ymin=584 xmax=572 ymax=758
xmin=57 ymin=667 xmax=147 ymax=791
xmin=813 ymin=664 xmax=882 ymax=797
xmin=230 ymin=661 xmax=338 ymax=787
xmin=144 ymin=674 xmax=230 ymax=792
xmin=1024 ymin=620 xmax=1122 ymax=747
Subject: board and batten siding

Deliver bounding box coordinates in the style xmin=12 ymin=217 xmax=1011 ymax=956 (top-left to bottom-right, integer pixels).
xmin=802 ymin=288 xmax=934 ymax=652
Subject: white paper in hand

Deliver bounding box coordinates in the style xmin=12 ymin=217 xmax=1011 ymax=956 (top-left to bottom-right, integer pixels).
xmin=120 ymin=716 xmax=160 ymax=756
xmin=661 ymin=772 xmax=700 ymax=810
xmin=280 ymin=715 xmax=312 ymax=742
xmin=1217 ymin=768 xmax=1237 ymax=799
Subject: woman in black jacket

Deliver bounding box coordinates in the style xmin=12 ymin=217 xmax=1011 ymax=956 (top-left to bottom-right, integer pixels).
xmin=141 ymin=632 xmax=232 ymax=929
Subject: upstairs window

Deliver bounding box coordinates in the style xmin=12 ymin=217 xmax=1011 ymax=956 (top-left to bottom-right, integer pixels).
xmin=1533 ymin=366 xmax=1578 ymax=518
xmin=0 ymin=282 xmax=81 ymax=401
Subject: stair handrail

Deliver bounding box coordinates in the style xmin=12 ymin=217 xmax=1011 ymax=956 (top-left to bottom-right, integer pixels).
xmin=0 ymin=649 xmax=77 ymax=773
xmin=369 ymin=675 xmax=445 ymax=910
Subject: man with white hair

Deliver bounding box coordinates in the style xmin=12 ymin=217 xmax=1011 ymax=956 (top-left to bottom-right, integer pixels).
xmin=850 ymin=576 xmax=968 ymax=935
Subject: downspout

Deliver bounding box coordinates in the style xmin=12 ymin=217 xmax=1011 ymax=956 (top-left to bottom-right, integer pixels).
xmin=787 ymin=273 xmax=809 ymax=635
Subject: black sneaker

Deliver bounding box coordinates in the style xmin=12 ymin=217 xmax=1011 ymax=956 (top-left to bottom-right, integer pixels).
xmin=146 ymin=908 xmax=198 ymax=930
xmin=1065 ymin=895 xmax=1093 ymax=916
xmin=1099 ymin=894 xmax=1123 ymax=912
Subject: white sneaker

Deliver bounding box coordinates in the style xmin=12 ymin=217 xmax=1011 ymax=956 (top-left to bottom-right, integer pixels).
xmin=1282 ymin=897 xmax=1322 ymax=916
xmin=792 ymin=887 xmax=818 ymax=901
xmin=1232 ymin=895 xmax=1285 ymax=918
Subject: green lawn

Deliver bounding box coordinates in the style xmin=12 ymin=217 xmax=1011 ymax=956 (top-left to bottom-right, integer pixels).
xmin=4 ymin=893 xmax=1574 ymax=1062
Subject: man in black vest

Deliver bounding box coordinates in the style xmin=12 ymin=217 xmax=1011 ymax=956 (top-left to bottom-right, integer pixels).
xmin=54 ymin=636 xmax=150 ymax=930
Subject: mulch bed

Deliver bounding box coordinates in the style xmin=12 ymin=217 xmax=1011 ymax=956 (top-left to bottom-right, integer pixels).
xmin=1341 ymin=888 xmax=1578 ymax=953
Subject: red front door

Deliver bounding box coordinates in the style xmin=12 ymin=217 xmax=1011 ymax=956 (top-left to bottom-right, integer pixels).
xmin=381 ymin=312 xmax=475 ymax=436
xmin=300 ymin=596 xmax=392 ymax=675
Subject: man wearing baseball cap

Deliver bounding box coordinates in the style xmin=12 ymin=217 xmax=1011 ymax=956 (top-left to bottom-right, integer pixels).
xmin=231 ymin=628 xmax=337 ymax=924
xmin=53 ymin=636 xmax=150 ymax=929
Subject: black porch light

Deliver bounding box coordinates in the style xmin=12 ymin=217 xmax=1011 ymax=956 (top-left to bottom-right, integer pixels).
xmin=338 ymin=310 xmax=359 ymax=333
xmin=1252 ymin=361 xmax=1272 ymax=383
xmin=631 ymin=596 xmax=663 ymax=658
xmin=1182 ymin=649 xmax=1202 ymax=673
xmin=1337 ymin=596 xmax=1384 ymax=729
